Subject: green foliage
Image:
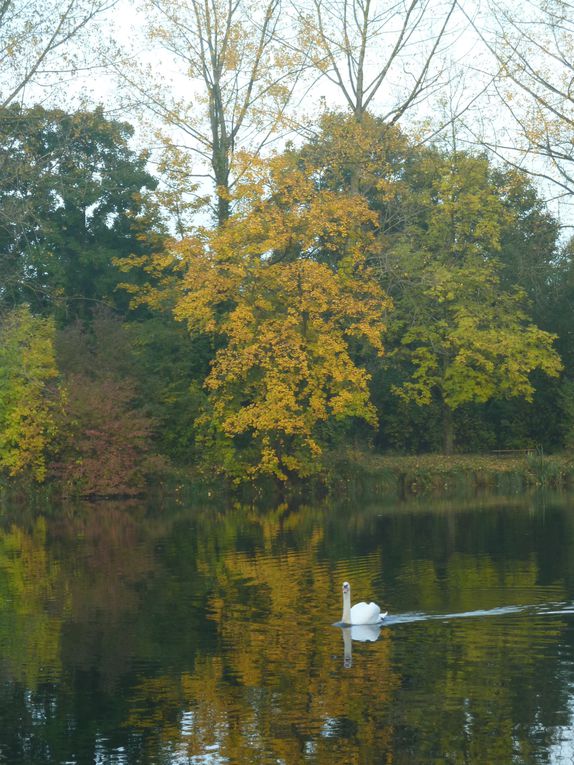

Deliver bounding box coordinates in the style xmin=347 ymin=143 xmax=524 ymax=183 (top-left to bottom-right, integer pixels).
xmin=493 ymin=167 xmax=561 ymax=317
xmin=550 ymin=238 xmax=574 ymax=375
xmin=393 ymin=257 xmax=561 ymax=407
xmin=128 ymin=317 xmax=210 ymax=463
xmin=0 ymin=305 xmax=62 ymax=482
xmin=0 ymin=104 xmax=160 ymax=318
xmin=560 ymin=379 xmax=574 ymax=451
xmin=382 ymin=151 xmax=562 ymax=451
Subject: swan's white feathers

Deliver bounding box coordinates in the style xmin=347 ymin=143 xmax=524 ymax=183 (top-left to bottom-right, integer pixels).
xmin=350 ymin=601 xmax=384 ymax=625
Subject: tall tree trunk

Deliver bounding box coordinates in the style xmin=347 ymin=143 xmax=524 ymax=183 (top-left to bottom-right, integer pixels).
xmin=212 ymin=139 xmax=231 ymax=224
xmin=349 ymin=105 xmax=364 ymax=194
xmin=215 ymin=182 xmax=230 ymax=225
xmin=442 ymin=400 xmax=454 ymax=455
xmin=210 ymin=83 xmax=231 ymax=225
xmin=212 ymin=129 xmax=230 ymax=224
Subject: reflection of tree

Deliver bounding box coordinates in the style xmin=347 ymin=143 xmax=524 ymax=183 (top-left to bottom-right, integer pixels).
xmin=0 ymin=502 xmax=173 ymax=763
xmin=391 ymin=607 xmax=568 ymax=762
xmin=0 ymin=518 xmax=64 ymax=688
xmin=50 ymin=505 xmax=159 ymax=684
xmin=372 ymin=503 xmax=572 ymax=764
xmin=208 ymin=503 xmax=397 ymax=763
xmin=0 ymin=496 xmax=573 ymax=763
xmin=123 ymin=500 xmax=399 ymax=763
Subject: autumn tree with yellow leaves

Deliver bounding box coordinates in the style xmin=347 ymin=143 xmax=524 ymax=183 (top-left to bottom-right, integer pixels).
xmin=127 ymin=152 xmax=391 ymax=480
xmin=0 ymin=305 xmax=62 ymax=482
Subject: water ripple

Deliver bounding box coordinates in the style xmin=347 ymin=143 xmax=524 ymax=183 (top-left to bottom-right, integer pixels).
xmin=383 ymin=601 xmax=574 ymax=625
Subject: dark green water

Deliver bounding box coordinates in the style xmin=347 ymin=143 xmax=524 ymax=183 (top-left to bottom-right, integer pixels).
xmin=1 ymin=490 xmax=574 ymax=764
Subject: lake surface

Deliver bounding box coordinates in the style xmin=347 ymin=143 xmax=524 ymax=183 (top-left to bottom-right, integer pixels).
xmin=1 ymin=489 xmax=574 ymax=764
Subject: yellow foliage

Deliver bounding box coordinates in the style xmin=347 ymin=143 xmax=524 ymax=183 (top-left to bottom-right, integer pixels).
xmin=0 ymin=306 xmax=63 ymax=481
xmin=149 ymin=152 xmax=392 ymax=480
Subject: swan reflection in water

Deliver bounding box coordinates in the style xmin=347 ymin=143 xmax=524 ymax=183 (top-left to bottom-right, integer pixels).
xmin=341 ymin=623 xmax=381 ymax=668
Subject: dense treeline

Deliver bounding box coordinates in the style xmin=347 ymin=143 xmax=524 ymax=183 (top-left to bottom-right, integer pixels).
xmin=0 ymin=103 xmax=572 ymax=493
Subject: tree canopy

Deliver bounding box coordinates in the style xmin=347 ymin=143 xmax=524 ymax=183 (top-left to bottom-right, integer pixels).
xmin=0 ymin=106 xmax=570 ymax=488
xmin=0 ymin=104 xmax=159 ymax=318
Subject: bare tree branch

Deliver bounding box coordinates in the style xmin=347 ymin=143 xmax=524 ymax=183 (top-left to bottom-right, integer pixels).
xmin=112 ymin=0 xmax=305 ymax=225
xmin=299 ymin=0 xmax=457 ymax=124
xmin=0 ymin=0 xmax=117 ymax=108
xmin=463 ymin=0 xmax=574 ymax=196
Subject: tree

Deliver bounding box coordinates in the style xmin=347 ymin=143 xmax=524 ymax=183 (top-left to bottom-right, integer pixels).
xmin=117 ymin=0 xmax=301 ymax=225
xmin=0 ymin=520 xmax=64 ymax=688
xmin=297 ymin=110 xmax=419 ymax=257
xmin=0 ymin=305 xmax=62 ymax=481
xmin=297 ymin=0 xmax=456 ymax=191
xmin=283 ymin=113 xmax=566 ymax=454
xmin=386 ymin=150 xmax=562 ymax=452
xmin=0 ymin=104 xmax=159 ymax=319
xmin=492 ymin=166 xmax=561 ymax=319
xmin=52 ymin=310 xmax=159 ymax=496
xmin=301 ymin=0 xmax=457 ymax=122
xmin=127 ymin=152 xmax=391 ymax=480
xmin=127 ymin=317 xmax=212 ymax=464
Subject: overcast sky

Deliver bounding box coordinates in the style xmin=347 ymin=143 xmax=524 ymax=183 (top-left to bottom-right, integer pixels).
xmin=29 ymin=0 xmax=574 ymax=235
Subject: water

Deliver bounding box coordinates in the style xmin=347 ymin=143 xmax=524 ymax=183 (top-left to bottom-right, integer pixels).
xmin=1 ymin=491 xmax=574 ymax=763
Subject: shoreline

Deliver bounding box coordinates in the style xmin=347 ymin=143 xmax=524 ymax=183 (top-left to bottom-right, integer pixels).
xmin=2 ymin=452 xmax=573 ymax=505
xmin=326 ymin=451 xmax=574 ymax=498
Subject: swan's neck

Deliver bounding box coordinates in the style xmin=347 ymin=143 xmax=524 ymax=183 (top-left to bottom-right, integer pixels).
xmin=342 ymin=588 xmax=351 ymax=625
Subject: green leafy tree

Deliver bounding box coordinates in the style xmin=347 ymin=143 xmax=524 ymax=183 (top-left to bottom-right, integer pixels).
xmin=127 ymin=317 xmax=211 ymax=464
xmin=493 ymin=167 xmax=561 ymax=322
xmin=387 ymin=152 xmax=562 ymax=453
xmin=296 ymin=115 xmax=565 ymax=454
xmin=0 ymin=104 xmax=159 ymax=319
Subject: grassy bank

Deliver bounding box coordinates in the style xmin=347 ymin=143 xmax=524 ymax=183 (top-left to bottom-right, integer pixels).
xmin=326 ymin=451 xmax=574 ymax=498
xmin=2 ymin=451 xmax=574 ymax=507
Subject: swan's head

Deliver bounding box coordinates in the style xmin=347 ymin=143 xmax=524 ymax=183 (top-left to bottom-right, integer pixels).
xmin=342 ymin=581 xmax=350 ymax=595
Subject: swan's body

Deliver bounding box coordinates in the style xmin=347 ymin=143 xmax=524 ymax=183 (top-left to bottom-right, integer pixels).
xmin=341 ymin=581 xmax=387 ymax=626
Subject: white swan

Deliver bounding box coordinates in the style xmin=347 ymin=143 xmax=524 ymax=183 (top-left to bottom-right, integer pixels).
xmin=341 ymin=581 xmax=387 ymax=625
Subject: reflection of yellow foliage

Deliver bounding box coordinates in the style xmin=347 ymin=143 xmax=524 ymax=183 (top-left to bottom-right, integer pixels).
xmin=113 ymin=497 xmax=574 ymax=764
xmin=125 ymin=675 xmax=182 ymax=736
xmin=120 ymin=501 xmax=399 ymax=763
xmin=0 ymin=519 xmax=65 ymax=687
xmin=201 ymin=503 xmax=397 ymax=761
